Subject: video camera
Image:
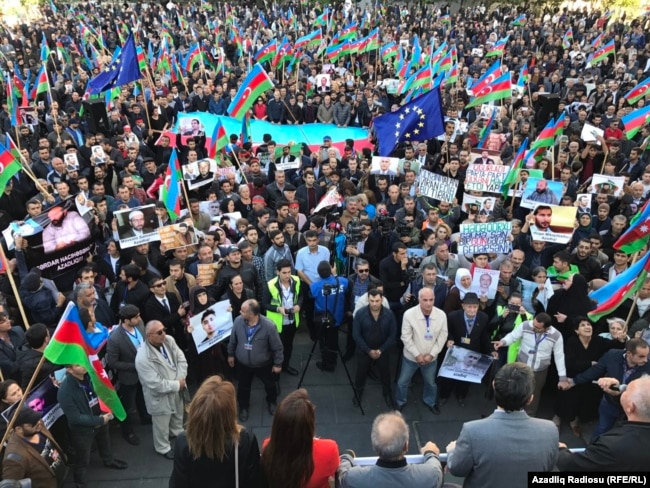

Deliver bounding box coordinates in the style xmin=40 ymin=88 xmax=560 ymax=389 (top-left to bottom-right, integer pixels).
xmin=346 ymin=217 xmax=364 ymax=245
xmin=376 ymin=209 xmax=395 ymax=235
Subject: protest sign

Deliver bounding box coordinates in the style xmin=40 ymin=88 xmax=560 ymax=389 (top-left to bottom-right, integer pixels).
xmin=576 ymin=194 xmax=592 ymax=214
xmin=590 ymin=174 xmax=625 ymax=197
xmin=158 ymin=223 xmax=199 ymax=250
xmin=197 ymin=263 xmax=218 ymax=286
xmin=463 ymin=164 xmax=509 ymax=193
xmin=581 ymin=123 xmax=604 ymax=144
xmin=215 ymin=166 xmax=238 ymax=180
xmin=2 ymin=377 xmax=63 ymax=430
xmin=458 ymin=222 xmax=512 ymax=254
xmin=184 ymin=158 xmax=218 ymax=190
xmin=188 ymin=300 xmax=234 ymax=354
xmin=417 ymin=170 xmax=459 ymax=203
xmin=521 ymin=178 xmax=563 ymax=209
xmin=471 ymin=268 xmax=500 ymax=300
xmin=370 ymin=156 xmax=399 ymax=175
xmin=437 ymin=346 xmax=493 ymax=384
xmin=21 ymin=200 xmax=95 ymax=281
xmin=200 ymin=200 xmax=223 ymax=221
xmin=115 ymin=204 xmax=160 ymax=249
xmin=461 ymin=193 xmax=488 ymax=214
xmin=529 ymin=204 xmax=577 ymax=244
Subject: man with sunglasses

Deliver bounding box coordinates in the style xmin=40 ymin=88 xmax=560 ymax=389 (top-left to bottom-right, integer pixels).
xmin=135 ymin=320 xmax=188 ymax=460
xmin=143 ymin=278 xmax=186 ymax=347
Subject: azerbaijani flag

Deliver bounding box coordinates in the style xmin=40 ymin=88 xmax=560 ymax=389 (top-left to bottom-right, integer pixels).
xmin=587 ymin=40 xmax=615 ymax=67
xmin=501 ymin=137 xmax=529 ymax=195
xmin=588 ymin=250 xmax=650 ymax=321
xmin=160 ymin=148 xmax=181 ymax=219
xmin=512 ymin=14 xmax=526 ymax=26
xmin=44 ymin=303 xmax=126 ymax=420
xmin=621 ymin=104 xmax=650 ymax=140
xmin=613 ymin=200 xmax=650 ymax=254
xmin=227 ymin=63 xmax=274 ymax=120
xmin=478 ymin=110 xmax=496 ymax=148
xmin=254 ymin=39 xmax=277 ymax=64
xmin=30 ymin=65 xmax=49 ymax=99
xmin=381 ymin=42 xmax=398 ymax=61
xmin=591 ymin=32 xmax=605 ymax=50
xmin=465 ymin=71 xmax=511 ymax=108
xmin=485 ymin=35 xmax=509 ymax=58
xmin=562 ymin=28 xmax=573 ymax=49
xmin=517 ymin=61 xmax=529 ymax=87
xmin=209 ymin=120 xmax=229 ymax=158
xmin=532 ymin=114 xmax=566 ymax=149
xmin=624 ymin=76 xmax=650 ymax=105
xmin=0 ymin=141 xmax=23 ymax=196
xmin=470 ymin=59 xmax=501 ymax=95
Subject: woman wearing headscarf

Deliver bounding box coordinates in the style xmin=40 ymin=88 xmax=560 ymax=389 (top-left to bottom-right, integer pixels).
xmin=443 ymin=268 xmax=472 ymax=313
xmin=546 ymin=273 xmax=595 ymax=341
xmin=186 ymin=286 xmax=231 ymax=382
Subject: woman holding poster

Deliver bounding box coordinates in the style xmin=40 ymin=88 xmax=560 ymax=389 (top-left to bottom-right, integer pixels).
xmin=186 ymin=286 xmax=230 ymax=382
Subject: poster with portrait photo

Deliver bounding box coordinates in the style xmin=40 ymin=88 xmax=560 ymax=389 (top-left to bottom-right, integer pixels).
xmin=91 ymin=145 xmax=107 ymax=164
xmin=575 ymin=193 xmax=592 ymax=214
xmin=179 ymin=117 xmax=206 ymax=137
xmin=470 ymin=268 xmax=500 ymax=300
xmin=370 ymin=156 xmax=399 ymax=176
xmin=2 ymin=377 xmax=63 ymax=430
xmin=115 ymin=204 xmax=160 ymax=249
xmin=529 ymin=204 xmax=577 ymax=244
xmin=437 ymin=117 xmax=463 ymax=142
xmin=437 ymin=346 xmax=493 ymax=384
xmin=158 ymin=222 xmax=198 ymax=250
xmin=315 ymin=73 xmax=331 ymax=94
xmin=20 ymin=200 xmax=95 ymax=281
xmin=18 ymin=106 xmax=38 ymax=127
xmin=589 ymin=174 xmax=625 ymax=197
xmin=185 ymin=158 xmax=218 ymax=190
xmin=188 ymin=300 xmax=234 ymax=354
xmin=520 ymin=178 xmax=563 ymax=209
xmin=200 ymin=200 xmax=222 ymax=222
xmin=461 ymin=193 xmax=489 ymax=215
xmin=63 ymin=153 xmax=79 ymax=172
xmin=321 ymin=63 xmax=335 ymax=74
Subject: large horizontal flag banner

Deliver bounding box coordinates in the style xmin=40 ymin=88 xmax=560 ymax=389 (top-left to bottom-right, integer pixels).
xmin=174 ymin=112 xmax=372 ymax=158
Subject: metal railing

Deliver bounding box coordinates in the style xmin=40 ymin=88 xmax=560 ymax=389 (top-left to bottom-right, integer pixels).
xmin=354 ymin=449 xmax=585 ymax=465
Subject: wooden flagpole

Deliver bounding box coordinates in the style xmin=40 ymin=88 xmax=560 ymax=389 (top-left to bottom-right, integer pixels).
xmin=0 ymin=246 xmax=30 ymax=329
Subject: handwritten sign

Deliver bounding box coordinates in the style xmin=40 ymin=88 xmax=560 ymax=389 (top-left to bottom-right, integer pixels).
xmin=417 ymin=170 xmax=459 ymax=203
xmin=459 ymin=222 xmax=512 ymax=254
xmin=464 ymin=164 xmax=510 ymax=193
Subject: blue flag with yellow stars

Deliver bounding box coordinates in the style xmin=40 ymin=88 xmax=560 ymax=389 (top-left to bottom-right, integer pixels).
xmin=373 ymin=88 xmax=445 ymax=156
xmin=87 ymin=33 xmax=142 ymax=95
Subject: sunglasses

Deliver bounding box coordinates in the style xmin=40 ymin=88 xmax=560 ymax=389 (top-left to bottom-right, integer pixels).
xmin=357 ymin=269 xmax=370 ymax=273
xmin=150 ymin=328 xmax=167 ymax=336
xmin=153 ymin=283 xmax=166 ymax=288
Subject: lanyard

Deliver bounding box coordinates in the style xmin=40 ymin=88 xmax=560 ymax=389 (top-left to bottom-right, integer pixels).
xmin=623 ymin=358 xmax=638 ymax=382
xmin=122 ymin=286 xmax=128 ymax=303
xmin=465 ymin=317 xmax=474 ymax=336
xmin=245 ymin=324 xmax=259 ymax=344
xmin=125 ymin=328 xmax=141 ymax=344
xmin=533 ymin=332 xmax=548 ymax=351
xmin=424 ymin=315 xmax=430 ymax=334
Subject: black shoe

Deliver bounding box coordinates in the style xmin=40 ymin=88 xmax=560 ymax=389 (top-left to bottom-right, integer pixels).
xmin=239 ymin=409 xmax=249 ymax=422
xmin=123 ymin=433 xmax=140 ymax=446
xmin=105 ymin=459 xmax=129 ymax=468
xmin=267 ymin=402 xmax=277 ymax=416
xmin=316 ymin=361 xmax=334 ymax=372
xmin=439 ymin=397 xmax=448 ymax=406
xmin=427 ymin=404 xmax=441 ymax=415
xmin=284 ymin=366 xmax=299 ymax=376
xmin=384 ymin=393 xmax=397 ymax=410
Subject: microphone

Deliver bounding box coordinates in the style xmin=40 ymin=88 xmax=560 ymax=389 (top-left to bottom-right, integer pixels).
xmin=592 ymin=380 xmax=627 ymax=392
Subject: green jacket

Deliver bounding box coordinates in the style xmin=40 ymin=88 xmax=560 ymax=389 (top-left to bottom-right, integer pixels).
xmin=263 ymin=276 xmax=302 ymax=333
xmin=494 ymin=305 xmax=533 ymax=363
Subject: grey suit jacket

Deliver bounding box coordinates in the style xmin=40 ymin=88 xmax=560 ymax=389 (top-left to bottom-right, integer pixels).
xmin=106 ymin=324 xmax=145 ymax=386
xmin=446 ymin=410 xmax=558 ymax=488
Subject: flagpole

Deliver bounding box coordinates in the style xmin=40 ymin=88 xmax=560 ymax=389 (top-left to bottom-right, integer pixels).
xmin=229 ymin=150 xmax=249 ymax=185
xmin=625 ymin=292 xmax=639 ymax=328
xmin=0 ymin=246 xmax=30 ymax=329
xmin=0 ymin=354 xmax=47 ymax=448
xmin=42 ymin=63 xmax=62 ymax=145
xmin=6 ymin=133 xmax=54 ymax=201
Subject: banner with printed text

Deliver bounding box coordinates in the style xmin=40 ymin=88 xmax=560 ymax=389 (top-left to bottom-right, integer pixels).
xmin=459 ymin=222 xmax=512 ymax=254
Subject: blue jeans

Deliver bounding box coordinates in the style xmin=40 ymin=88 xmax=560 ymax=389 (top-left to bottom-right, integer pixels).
xmin=592 ymin=397 xmax=621 ymax=440
xmin=396 ymin=356 xmax=438 ymax=407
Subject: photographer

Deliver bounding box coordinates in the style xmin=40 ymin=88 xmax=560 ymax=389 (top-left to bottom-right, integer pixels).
xmin=344 ymin=219 xmax=379 ymax=273
xmin=402 ymin=262 xmax=448 ymax=311
xmin=379 ymin=243 xmax=411 ymax=322
xmin=394 ymin=214 xmax=421 ymax=248
xmin=311 ymin=261 xmax=349 ymax=372
xmin=489 ymin=292 xmax=533 ymax=369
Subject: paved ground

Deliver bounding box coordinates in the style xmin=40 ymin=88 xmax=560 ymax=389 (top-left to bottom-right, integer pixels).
xmin=65 ymin=327 xmax=593 ymax=487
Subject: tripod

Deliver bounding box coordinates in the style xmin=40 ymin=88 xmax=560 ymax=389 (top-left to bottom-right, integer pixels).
xmin=297 ymin=289 xmax=365 ymax=415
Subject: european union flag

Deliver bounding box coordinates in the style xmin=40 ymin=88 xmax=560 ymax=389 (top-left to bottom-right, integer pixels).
xmin=373 ymin=88 xmax=445 ymax=156
xmin=87 ymin=33 xmax=142 ymax=95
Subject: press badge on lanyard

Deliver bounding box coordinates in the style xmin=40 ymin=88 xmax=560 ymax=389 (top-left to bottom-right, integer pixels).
xmin=244 ymin=324 xmax=259 ymax=350
xmin=529 ymin=333 xmax=547 ymax=354
xmin=424 ymin=316 xmax=433 ymax=340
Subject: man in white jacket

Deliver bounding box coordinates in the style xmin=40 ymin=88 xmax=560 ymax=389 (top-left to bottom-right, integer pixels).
xmin=395 ymin=288 xmax=447 ymax=414
xmin=135 ymin=320 xmax=188 ymax=460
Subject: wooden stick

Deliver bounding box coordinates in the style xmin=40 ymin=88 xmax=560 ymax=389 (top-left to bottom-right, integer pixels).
xmin=0 ymin=353 xmax=46 ymax=448
xmin=0 ymin=246 xmax=30 ymax=329
xmin=229 ymin=150 xmax=249 ymax=185
xmin=625 ymin=292 xmax=638 ymax=328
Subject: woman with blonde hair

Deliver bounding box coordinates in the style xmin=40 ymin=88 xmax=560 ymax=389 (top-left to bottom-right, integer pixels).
xmin=262 ymin=389 xmax=339 ymax=488
xmin=170 ymin=376 xmax=262 ymax=487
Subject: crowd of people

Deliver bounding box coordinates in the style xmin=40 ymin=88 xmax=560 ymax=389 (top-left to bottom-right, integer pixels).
xmin=0 ymin=0 xmax=650 ymax=485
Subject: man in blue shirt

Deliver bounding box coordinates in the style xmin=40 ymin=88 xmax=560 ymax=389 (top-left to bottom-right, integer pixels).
xmin=311 ymin=261 xmax=349 ymax=372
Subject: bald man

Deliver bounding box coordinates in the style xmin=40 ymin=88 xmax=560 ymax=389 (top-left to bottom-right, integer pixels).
xmin=556 ymin=375 xmax=650 ymax=471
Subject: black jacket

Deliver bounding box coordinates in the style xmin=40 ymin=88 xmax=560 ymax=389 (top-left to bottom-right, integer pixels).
xmin=0 ymin=327 xmax=26 ymax=381
xmin=169 ymin=429 xmax=263 ymax=488
xmin=16 ymin=346 xmax=58 ymax=390
xmin=352 ymin=306 xmax=397 ymax=354
xmin=447 ymin=310 xmax=492 ymax=355
xmin=57 ymin=373 xmax=105 ymax=433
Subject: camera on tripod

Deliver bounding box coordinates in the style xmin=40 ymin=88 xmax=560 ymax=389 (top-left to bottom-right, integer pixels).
xmin=346 ymin=218 xmax=364 ymax=245
xmin=396 ymin=223 xmax=411 ymax=238
xmin=376 ymin=210 xmax=395 ymax=235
